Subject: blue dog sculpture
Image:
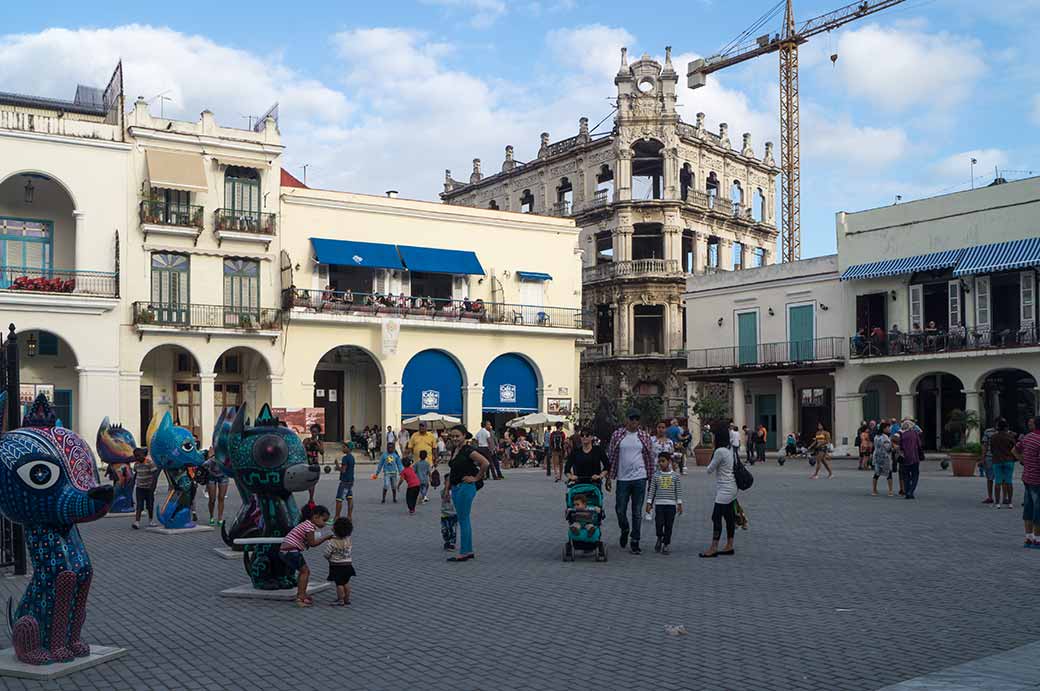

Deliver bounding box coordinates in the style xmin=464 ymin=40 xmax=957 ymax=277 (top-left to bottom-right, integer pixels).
xmin=147 ymin=412 xmax=203 ymax=529
xmin=0 ymin=393 xmax=114 ymax=665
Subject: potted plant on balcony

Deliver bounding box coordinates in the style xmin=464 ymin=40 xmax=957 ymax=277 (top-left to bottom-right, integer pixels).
xmin=690 ymin=390 xmax=730 ymax=466
xmin=944 ymin=408 xmax=981 ymax=477
xmin=238 ymin=313 xmax=256 ymax=330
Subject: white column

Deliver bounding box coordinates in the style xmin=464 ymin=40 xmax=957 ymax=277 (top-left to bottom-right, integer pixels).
xmin=693 ymin=232 xmax=707 ymax=274
xmin=268 ymin=374 xmax=285 ymax=408
xmin=686 ymin=380 xmax=702 ymax=443
xmin=119 ymin=370 xmax=143 ymax=442
xmin=464 ymin=384 xmax=484 ymax=433
xmin=73 ymin=211 xmax=89 ymax=272
xmin=963 ymin=389 xmax=981 ymax=444
xmin=898 ymin=391 xmax=915 ymax=422
xmin=779 ymin=375 xmax=796 ymax=441
xmin=626 ymin=302 xmax=636 ymax=354
xmin=662 ymin=303 xmax=672 ymax=353
xmin=615 ymin=226 xmax=633 ymax=262
xmin=75 ymin=366 xmax=120 ymax=440
xmin=719 ymin=239 xmax=733 ymax=271
xmin=730 ymin=378 xmax=746 ymax=430
xmin=379 ymin=383 xmax=403 ymax=434
xmin=835 ymin=393 xmax=864 ymax=451
xmin=199 ymin=372 xmax=216 ymax=448
xmin=617 ymin=153 xmax=632 ymax=201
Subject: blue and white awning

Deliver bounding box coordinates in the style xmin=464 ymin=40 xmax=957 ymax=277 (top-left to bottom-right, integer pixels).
xmin=953 ymin=237 xmax=1040 ymax=276
xmin=839 ymin=249 xmax=964 ymax=281
xmin=517 ymin=271 xmax=552 ymax=282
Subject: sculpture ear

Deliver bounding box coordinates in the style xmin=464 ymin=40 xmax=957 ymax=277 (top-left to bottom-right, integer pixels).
xmin=98 ymin=416 xmax=111 ymax=438
xmin=159 ymin=412 xmax=173 ymax=433
xmin=230 ymin=404 xmax=247 ymax=437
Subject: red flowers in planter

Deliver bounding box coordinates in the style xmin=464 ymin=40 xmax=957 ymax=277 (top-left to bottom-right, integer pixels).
xmin=8 ymin=276 xmax=75 ymax=293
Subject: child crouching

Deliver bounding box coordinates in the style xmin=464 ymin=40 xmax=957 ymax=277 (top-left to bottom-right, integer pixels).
xmin=279 ymin=504 xmax=332 ymax=607
xmin=324 ymin=517 xmax=356 ymax=606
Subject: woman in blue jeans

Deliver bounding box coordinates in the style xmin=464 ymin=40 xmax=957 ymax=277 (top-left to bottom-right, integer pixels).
xmin=445 ymin=425 xmax=490 ymax=563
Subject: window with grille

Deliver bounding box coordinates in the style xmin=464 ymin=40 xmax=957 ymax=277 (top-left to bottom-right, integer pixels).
xmin=225 ymin=167 xmax=260 ymax=219
xmin=224 ymin=258 xmax=260 ymax=326
xmin=151 ymin=253 xmax=189 ymax=324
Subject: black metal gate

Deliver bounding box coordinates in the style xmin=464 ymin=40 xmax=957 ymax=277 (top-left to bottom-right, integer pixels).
xmin=0 ymin=324 xmax=27 ymax=573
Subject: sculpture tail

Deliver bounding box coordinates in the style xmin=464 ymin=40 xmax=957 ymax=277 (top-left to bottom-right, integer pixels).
xmin=6 ymin=596 xmax=13 ymax=636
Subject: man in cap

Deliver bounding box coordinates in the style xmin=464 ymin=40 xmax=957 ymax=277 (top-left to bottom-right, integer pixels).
xmin=606 ymin=408 xmax=656 ymax=554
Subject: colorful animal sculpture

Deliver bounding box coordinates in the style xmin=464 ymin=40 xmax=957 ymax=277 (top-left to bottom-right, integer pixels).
xmin=218 ymin=404 xmax=319 ymax=589
xmin=214 ymin=407 xmax=263 ymax=551
xmin=0 ymin=393 xmax=114 ymax=665
xmin=146 ymin=412 xmax=204 ymax=529
xmin=96 ymin=417 xmax=137 ymax=514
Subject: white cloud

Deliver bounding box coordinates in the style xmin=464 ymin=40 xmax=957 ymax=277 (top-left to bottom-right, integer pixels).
xmin=420 ymin=0 xmax=508 ymax=28
xmin=546 ymin=25 xmax=634 ymax=77
xmin=802 ymin=111 xmax=908 ymax=169
xmin=932 ymin=148 xmax=1008 ymax=181
xmin=832 ymin=23 xmax=986 ymax=112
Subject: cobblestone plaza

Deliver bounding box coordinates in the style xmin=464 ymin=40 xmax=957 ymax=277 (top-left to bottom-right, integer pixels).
xmin=1 ymin=460 xmax=1037 ymax=691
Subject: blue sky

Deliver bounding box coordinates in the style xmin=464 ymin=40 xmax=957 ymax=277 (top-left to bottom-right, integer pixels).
xmin=1 ymin=0 xmax=1037 ymax=258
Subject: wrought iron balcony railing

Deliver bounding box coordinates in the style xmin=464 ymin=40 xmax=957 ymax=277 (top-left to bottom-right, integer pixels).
xmin=139 ymin=199 xmax=204 ymax=229
xmin=214 ymin=209 xmax=276 ymax=235
xmin=849 ymin=325 xmax=1039 ymax=359
xmin=581 ymin=342 xmax=612 ymax=361
xmin=684 ymin=336 xmax=846 ymax=371
xmin=132 ymin=302 xmax=282 ymax=331
xmin=0 ymin=265 xmax=118 ymax=298
xmin=551 ymin=200 xmax=572 ymax=217
xmin=284 ymin=288 xmax=591 ymax=330
xmin=583 ymin=258 xmax=681 ymax=283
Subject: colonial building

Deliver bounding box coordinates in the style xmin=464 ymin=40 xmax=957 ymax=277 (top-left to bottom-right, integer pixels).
xmin=441 ymin=47 xmax=780 ymax=418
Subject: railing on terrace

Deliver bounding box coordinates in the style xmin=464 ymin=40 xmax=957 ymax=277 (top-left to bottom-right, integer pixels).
xmin=214 ymin=209 xmax=276 ymax=235
xmin=140 ymin=199 xmax=204 ymax=229
xmin=587 ymin=189 xmax=610 ymax=209
xmin=551 ymin=200 xmax=572 ymax=217
xmin=0 ymin=266 xmax=118 ymax=297
xmin=581 ymin=342 xmax=612 ymax=361
xmin=685 ymin=336 xmax=846 ymax=371
xmin=284 ymin=288 xmax=590 ymax=330
xmin=132 ymin=302 xmax=282 ymax=330
xmin=849 ymin=325 xmax=1039 ymax=359
xmin=583 ymin=258 xmax=681 ymax=282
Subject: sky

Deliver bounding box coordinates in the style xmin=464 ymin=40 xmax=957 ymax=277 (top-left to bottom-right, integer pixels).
xmin=1 ymin=0 xmax=1037 ymax=258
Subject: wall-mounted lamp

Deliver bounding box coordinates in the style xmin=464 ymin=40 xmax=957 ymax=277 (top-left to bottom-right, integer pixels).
xmin=23 ymin=178 xmax=34 ymax=205
xmin=960 ymin=279 xmax=971 ymax=294
xmin=820 ymin=303 xmax=829 ymax=311
xmin=478 ymin=277 xmax=484 ymax=284
xmin=717 ymin=317 xmax=724 ymax=327
xmin=26 ymin=332 xmax=38 ymax=358
xmin=294 ymin=263 xmax=301 ymax=271
xmin=890 ymin=290 xmax=897 ymax=301
xmin=767 ymin=307 xmax=775 ymax=316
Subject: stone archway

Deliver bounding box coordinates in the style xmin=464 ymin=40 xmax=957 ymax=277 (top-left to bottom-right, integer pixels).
xmin=313 ymin=345 xmax=383 ymax=444
xmin=979 ymin=368 xmax=1037 ymax=434
xmin=914 ymin=372 xmax=966 ymax=450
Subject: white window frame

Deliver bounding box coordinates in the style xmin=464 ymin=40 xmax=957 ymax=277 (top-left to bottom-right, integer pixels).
xmin=974 ymin=275 xmax=990 ymax=332
xmin=1022 ymin=270 xmax=1036 ymax=328
xmin=947 ymin=280 xmax=962 ymax=329
xmin=908 ymin=283 xmax=923 ymax=331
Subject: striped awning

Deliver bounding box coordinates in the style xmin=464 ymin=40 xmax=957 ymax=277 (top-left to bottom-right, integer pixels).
xmin=952 ymin=237 xmax=1040 ymax=276
xmin=839 ymin=249 xmax=964 ymax=281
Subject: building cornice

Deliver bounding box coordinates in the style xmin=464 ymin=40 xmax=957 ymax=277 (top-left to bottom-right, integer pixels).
xmin=281 ymin=193 xmax=579 ymax=236
xmin=0 ymin=293 xmax=119 ymax=314
xmin=684 ymin=270 xmax=840 ymax=299
xmin=0 ymin=128 xmax=132 ymax=152
xmin=127 ymin=127 xmax=284 ymax=157
xmin=288 ymin=308 xmax=591 ymax=338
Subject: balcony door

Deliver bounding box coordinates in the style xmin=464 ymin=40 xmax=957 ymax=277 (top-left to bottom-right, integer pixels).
xmin=224 ymin=167 xmax=260 ymax=229
xmin=788 ymin=304 xmax=814 ymax=361
xmin=151 ymin=253 xmax=189 ymax=324
xmin=223 ymin=258 xmax=259 ymax=327
xmin=0 ymin=217 xmax=52 ymax=288
xmin=737 ymin=311 xmax=758 ymax=365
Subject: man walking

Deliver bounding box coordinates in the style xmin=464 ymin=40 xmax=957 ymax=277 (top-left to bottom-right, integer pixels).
xmin=407 ymin=421 xmax=437 ymax=470
xmin=898 ymin=420 xmax=922 ymax=499
xmin=475 ymin=420 xmax=502 ymax=480
xmin=607 ymin=408 xmax=655 ymax=555
xmin=1013 ymin=416 xmax=1040 ymax=548
xmin=549 ymin=422 xmax=567 ymax=483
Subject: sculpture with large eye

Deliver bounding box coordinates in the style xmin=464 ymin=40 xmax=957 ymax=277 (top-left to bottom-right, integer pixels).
xmin=146 ymin=412 xmax=204 ymax=529
xmin=96 ymin=417 xmax=139 ymax=514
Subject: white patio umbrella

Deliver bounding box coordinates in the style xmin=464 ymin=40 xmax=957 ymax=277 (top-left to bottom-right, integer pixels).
xmin=506 ymin=412 xmax=568 ymax=429
xmin=401 ymin=412 xmax=461 ymax=431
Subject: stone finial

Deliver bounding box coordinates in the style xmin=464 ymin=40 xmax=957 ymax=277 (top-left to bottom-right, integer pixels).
xmin=469 ymin=158 xmax=482 ymax=184
xmin=502 ymin=145 xmax=516 ymax=173
xmin=538 ymin=132 xmax=550 ymax=158
xmin=694 ymin=112 xmax=705 ymax=137
xmin=578 ymin=117 xmax=589 ymax=141
xmin=620 ymin=47 xmax=628 ymax=69
xmin=719 ymin=123 xmax=730 ymax=149
xmin=763 ymin=141 xmax=775 ymax=167
xmin=665 ymin=46 xmax=673 ymax=66
xmin=741 ymin=133 xmax=753 ymax=157
xmin=444 ymin=169 xmax=454 ymax=193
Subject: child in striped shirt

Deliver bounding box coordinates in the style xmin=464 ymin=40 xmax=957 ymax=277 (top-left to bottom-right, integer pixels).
xmin=280 ymin=505 xmax=332 ymax=607
xmin=645 ymin=452 xmax=683 ymax=554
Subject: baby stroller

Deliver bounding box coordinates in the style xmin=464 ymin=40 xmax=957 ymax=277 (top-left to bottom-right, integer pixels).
xmin=563 ymin=482 xmax=607 ymax=562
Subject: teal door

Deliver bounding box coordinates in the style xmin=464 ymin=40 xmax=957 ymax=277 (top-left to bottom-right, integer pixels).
xmin=738 ymin=312 xmax=758 ymax=365
xmin=788 ymin=304 xmax=814 ymax=361
xmin=755 ymin=394 xmax=777 ymax=449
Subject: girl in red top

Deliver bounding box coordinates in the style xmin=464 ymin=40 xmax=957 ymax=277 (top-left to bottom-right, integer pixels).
xmin=397 ymin=459 xmax=422 ymax=514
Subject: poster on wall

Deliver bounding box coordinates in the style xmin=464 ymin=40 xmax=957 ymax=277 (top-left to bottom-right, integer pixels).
xmin=19 ymin=384 xmax=54 ymax=404
xmin=381 ymin=318 xmax=401 ymax=357
xmin=272 ymin=407 xmax=327 ymax=437
xmin=547 ymin=398 xmax=572 ymax=415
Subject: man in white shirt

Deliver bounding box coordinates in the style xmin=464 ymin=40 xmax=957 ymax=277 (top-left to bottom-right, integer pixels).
xmin=729 ymin=422 xmax=740 ymax=458
xmin=386 ymin=425 xmax=397 ymax=449
xmin=606 ymin=409 xmax=655 ymax=555
xmin=475 ymin=420 xmax=502 ymax=479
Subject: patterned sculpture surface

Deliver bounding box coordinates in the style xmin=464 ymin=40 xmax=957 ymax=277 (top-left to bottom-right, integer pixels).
xmin=0 ymin=394 xmax=113 ymax=665
xmin=147 ymin=412 xmax=203 ymax=529
xmin=96 ymin=417 xmax=137 ymax=514
xmin=214 ymin=408 xmax=263 ymax=551
xmin=218 ymin=404 xmax=319 ymax=589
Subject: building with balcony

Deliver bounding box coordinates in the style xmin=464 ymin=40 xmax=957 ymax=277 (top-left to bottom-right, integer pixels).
xmin=680 ymin=256 xmax=846 ymax=449
xmin=834 ymin=176 xmax=1040 ymax=451
xmin=0 ymin=64 xmax=127 ymax=437
xmin=441 ymin=47 xmax=779 ymax=418
xmin=279 ymin=186 xmax=590 ymax=441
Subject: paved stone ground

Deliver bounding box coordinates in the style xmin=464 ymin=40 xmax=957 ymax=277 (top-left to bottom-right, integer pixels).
xmin=0 ymin=458 xmax=1037 ymax=691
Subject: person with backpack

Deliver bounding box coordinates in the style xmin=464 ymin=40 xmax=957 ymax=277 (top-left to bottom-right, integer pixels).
xmin=549 ymin=422 xmax=567 ymax=483
xmin=700 ymin=422 xmax=741 ymax=558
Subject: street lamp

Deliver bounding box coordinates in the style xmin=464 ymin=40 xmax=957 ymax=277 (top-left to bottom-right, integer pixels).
xmin=970 ymin=158 xmax=977 ymax=190
xmin=23 ymin=178 xmax=34 ymax=205
xmin=25 ymin=332 xmax=37 ymax=358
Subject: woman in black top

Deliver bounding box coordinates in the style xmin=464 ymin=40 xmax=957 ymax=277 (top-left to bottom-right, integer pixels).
xmin=564 ymin=428 xmax=609 ymax=486
xmin=444 ymin=424 xmax=490 ymax=562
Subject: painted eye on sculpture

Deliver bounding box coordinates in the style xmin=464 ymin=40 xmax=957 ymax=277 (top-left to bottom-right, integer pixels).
xmin=181 ymin=440 xmax=195 ymax=453
xmin=16 ymin=461 xmax=61 ymax=490
xmin=253 ymin=435 xmax=287 ymax=468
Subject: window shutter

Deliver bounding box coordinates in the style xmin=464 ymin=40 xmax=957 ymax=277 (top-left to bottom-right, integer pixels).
xmin=974 ymin=275 xmax=990 ymax=331
xmin=909 ymin=284 xmax=923 ymax=330
xmin=151 ymin=267 xmax=162 ymax=303
xmin=1022 ymin=271 xmax=1036 ymax=327
xmin=947 ymin=280 xmax=961 ymax=328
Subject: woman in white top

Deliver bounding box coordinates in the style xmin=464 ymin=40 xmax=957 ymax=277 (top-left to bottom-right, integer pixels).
xmin=652 ymin=421 xmax=675 ymax=459
xmin=700 ymin=423 xmax=738 ymax=558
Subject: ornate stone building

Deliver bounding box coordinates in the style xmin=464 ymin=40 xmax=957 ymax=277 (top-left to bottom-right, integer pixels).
xmin=441 ymin=47 xmax=780 ymax=418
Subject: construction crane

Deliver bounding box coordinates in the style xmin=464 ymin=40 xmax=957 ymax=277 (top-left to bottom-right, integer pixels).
xmin=688 ymin=0 xmax=907 ymax=262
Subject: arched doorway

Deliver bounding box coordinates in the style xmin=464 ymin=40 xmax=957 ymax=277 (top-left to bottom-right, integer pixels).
xmin=402 ymin=350 xmax=463 ymax=420
xmin=0 ymin=172 xmax=76 ymax=289
xmin=482 ymin=353 xmax=540 ymax=430
xmin=915 ymin=373 xmax=965 ymax=450
xmin=18 ymin=330 xmax=78 ymax=429
xmin=313 ymin=345 xmax=382 ymax=444
xmin=213 ymin=346 xmax=272 ymax=423
xmin=860 ymin=375 xmax=900 ymax=423
xmin=981 ymin=369 xmax=1037 ymax=434
xmin=140 ymin=344 xmax=202 ymax=441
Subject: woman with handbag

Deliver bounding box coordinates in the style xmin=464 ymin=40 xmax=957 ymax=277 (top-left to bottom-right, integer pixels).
xmin=444 ymin=424 xmax=490 ymax=563
xmin=700 ymin=422 xmax=741 ymax=558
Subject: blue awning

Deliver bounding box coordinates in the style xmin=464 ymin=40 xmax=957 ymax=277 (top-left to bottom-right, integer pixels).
xmin=398 ymin=245 xmax=484 ymax=276
xmin=953 ymin=237 xmax=1040 ymax=276
xmin=840 ymin=249 xmax=964 ymax=281
xmin=482 ymin=354 xmax=538 ymax=413
xmin=310 ymin=238 xmax=404 ymax=270
xmin=401 ymin=350 xmax=463 ymax=417
xmin=517 ymin=271 xmax=552 ymax=282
